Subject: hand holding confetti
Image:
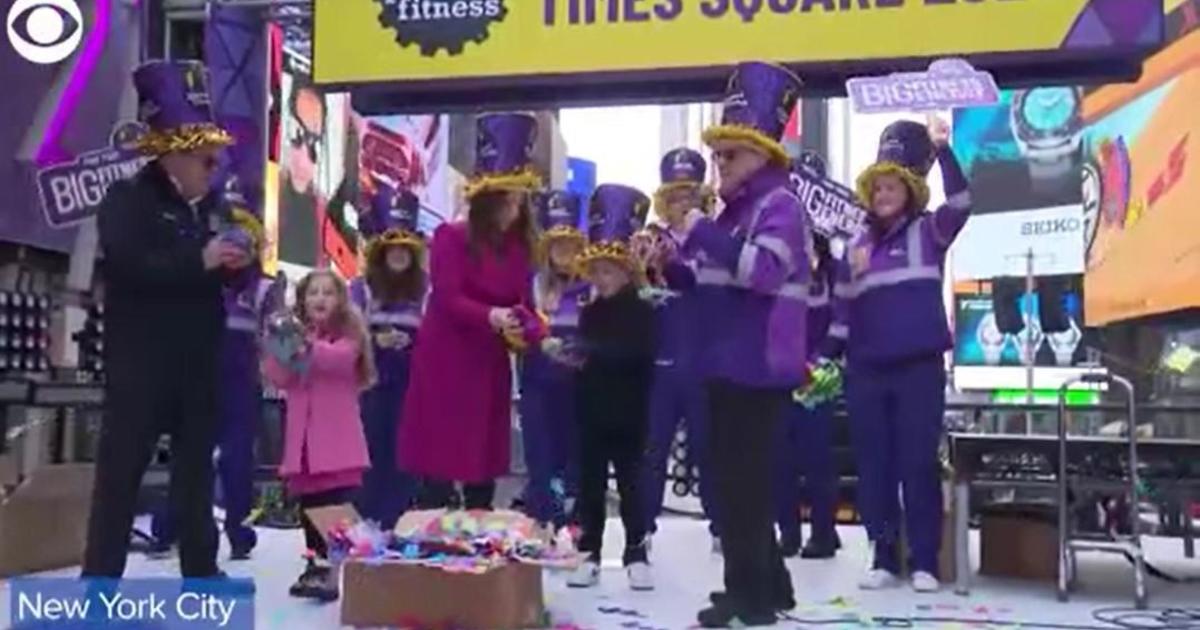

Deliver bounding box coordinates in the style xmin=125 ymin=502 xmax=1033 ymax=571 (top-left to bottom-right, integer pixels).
xmin=793 ymin=358 xmax=844 ymax=409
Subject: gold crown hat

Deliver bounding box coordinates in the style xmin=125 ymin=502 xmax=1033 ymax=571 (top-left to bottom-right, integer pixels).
xmin=534 ymin=189 xmax=587 ymax=259
xmin=219 ymin=183 xmax=265 ymax=254
xmin=464 ymin=113 xmax=543 ymax=199
xmin=855 ymin=120 xmax=935 ymax=211
xmin=577 ymin=184 xmax=651 ymax=274
xmin=654 ymin=147 xmax=716 ymax=215
xmin=702 ymin=61 xmax=803 ymax=167
xmin=132 ymin=60 xmax=234 ymax=156
xmin=362 ymin=181 xmax=425 ymax=263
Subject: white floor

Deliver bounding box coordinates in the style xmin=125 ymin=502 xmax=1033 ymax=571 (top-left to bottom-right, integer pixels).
xmin=3 ymin=516 xmax=1199 ymax=629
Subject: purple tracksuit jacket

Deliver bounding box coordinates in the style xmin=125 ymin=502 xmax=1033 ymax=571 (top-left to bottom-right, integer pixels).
xmin=823 ymin=145 xmax=971 ymax=366
xmin=678 ymin=166 xmax=813 ymax=389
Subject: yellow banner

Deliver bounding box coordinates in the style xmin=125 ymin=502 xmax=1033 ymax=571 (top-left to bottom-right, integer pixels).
xmin=314 ymin=0 xmax=1100 ymax=85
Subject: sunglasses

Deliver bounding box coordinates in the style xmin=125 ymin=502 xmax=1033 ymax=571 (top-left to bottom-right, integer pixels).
xmin=712 ymin=148 xmax=745 ymax=163
xmin=290 ymin=125 xmax=321 ymax=162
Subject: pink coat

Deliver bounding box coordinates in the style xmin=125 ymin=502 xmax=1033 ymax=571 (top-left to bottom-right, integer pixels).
xmin=263 ymin=335 xmax=371 ymax=480
xmin=400 ymin=222 xmax=534 ymax=483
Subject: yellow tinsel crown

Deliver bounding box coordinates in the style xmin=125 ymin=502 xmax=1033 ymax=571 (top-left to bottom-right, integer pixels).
xmin=135 ymin=123 xmax=234 ymax=156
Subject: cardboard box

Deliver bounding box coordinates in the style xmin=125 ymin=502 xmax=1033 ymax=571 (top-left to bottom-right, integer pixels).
xmin=0 ymin=464 xmax=95 ymax=577
xmin=342 ymin=559 xmax=544 ymax=629
xmin=306 ymin=505 xmax=546 ymax=629
xmin=979 ymin=503 xmax=1058 ymax=582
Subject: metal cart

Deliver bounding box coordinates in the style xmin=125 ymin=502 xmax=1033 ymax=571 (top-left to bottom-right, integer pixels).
xmin=1056 ymin=372 xmax=1147 ymax=608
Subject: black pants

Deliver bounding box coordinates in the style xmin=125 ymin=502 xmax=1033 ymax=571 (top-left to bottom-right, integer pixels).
xmin=83 ymin=361 xmax=219 ymax=578
xmin=708 ymin=380 xmax=793 ymax=613
xmin=299 ymin=487 xmax=356 ymax=559
xmin=416 ymin=480 xmax=496 ymax=511
xmin=577 ymin=418 xmax=648 ymax=566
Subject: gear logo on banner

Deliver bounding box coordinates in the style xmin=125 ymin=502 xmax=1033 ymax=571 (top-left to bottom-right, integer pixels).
xmin=375 ymin=0 xmax=507 ymax=57
xmin=6 ymin=0 xmax=83 ymax=64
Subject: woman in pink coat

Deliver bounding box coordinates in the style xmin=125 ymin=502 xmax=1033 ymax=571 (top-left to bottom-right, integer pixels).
xmin=263 ymin=269 xmax=374 ymax=602
xmin=400 ymin=113 xmax=543 ymax=510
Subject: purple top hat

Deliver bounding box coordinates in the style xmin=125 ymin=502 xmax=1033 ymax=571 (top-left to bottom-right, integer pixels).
xmin=856 ymin=120 xmax=935 ymax=211
xmin=876 ymin=120 xmax=936 ymax=177
xmin=702 ymin=62 xmax=803 ymax=166
xmin=219 ymin=180 xmax=263 ymax=256
xmin=536 ymin=190 xmax=584 ymax=234
xmin=588 ymin=185 xmax=650 ymax=245
xmin=466 ymin=113 xmax=542 ymax=198
xmin=659 ymin=148 xmax=707 ymax=186
xmin=793 ymin=150 xmax=827 ymax=179
xmin=133 ymin=60 xmax=232 ymax=155
xmin=361 ymin=180 xmax=421 ymax=237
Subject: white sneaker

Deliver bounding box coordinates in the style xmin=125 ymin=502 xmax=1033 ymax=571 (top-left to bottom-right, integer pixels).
xmin=911 ymin=571 xmax=941 ymax=593
xmin=627 ymin=561 xmax=654 ymax=591
xmin=858 ymin=569 xmax=901 ymax=590
xmin=711 ymin=536 xmax=723 ymax=555
xmin=567 ymin=561 xmax=600 ymax=588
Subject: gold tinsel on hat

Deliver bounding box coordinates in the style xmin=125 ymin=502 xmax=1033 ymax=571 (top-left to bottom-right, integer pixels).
xmin=229 ymin=208 xmax=265 ymax=251
xmin=463 ymin=168 xmax=543 ymax=200
xmin=536 ymin=224 xmax=587 ymax=267
xmin=855 ymin=161 xmax=931 ymax=211
xmin=365 ymin=227 xmax=426 ymax=264
xmin=575 ymin=240 xmax=644 ymax=279
xmin=653 ymin=181 xmax=717 ymax=217
xmin=135 ymin=123 xmax=234 ymax=156
xmin=702 ymin=124 xmax=790 ymax=167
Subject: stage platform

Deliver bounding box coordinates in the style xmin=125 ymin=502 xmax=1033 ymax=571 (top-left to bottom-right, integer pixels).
xmin=2 ymin=515 xmax=1198 ymax=629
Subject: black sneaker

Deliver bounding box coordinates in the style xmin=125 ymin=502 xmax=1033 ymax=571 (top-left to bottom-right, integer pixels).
xmin=288 ymin=560 xmax=327 ymax=598
xmin=708 ymin=590 xmax=795 ymax=612
xmin=697 ymin=604 xmax=778 ymax=628
xmin=780 ymin=534 xmax=803 ymax=559
xmin=310 ymin=578 xmax=339 ymax=603
xmin=229 ymin=546 xmax=253 ymax=561
xmin=800 ymin=537 xmax=840 ymax=559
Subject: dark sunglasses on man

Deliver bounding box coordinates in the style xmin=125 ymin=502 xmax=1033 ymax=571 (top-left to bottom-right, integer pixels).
xmin=290 ymin=125 xmax=321 ymax=163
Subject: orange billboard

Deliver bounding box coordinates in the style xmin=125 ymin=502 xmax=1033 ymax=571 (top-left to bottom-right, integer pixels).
xmin=1081 ymin=29 xmax=1200 ymax=325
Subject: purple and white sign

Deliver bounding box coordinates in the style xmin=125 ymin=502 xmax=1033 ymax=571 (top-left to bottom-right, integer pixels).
xmin=790 ymin=162 xmax=868 ymax=241
xmin=36 ymin=121 xmax=151 ymax=229
xmin=846 ymin=58 xmax=1000 ymax=114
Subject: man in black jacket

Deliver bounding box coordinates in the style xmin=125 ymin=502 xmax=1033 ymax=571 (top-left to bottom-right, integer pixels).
xmin=83 ymin=60 xmax=250 ymax=579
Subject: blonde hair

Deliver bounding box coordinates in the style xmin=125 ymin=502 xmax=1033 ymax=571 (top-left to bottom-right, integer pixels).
xmin=294 ymin=269 xmax=377 ymax=390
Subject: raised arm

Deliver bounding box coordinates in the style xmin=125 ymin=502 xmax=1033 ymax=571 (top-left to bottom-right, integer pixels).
xmin=924 ymin=144 xmax=972 ymax=250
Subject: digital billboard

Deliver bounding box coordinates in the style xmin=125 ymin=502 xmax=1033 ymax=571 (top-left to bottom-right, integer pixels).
xmin=1081 ymin=28 xmax=1200 ymax=324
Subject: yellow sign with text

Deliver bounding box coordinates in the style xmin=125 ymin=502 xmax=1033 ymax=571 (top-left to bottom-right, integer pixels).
xmin=314 ymin=0 xmax=1111 ymax=85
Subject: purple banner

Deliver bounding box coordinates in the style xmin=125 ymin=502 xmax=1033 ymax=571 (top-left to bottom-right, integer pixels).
xmin=790 ymin=162 xmax=867 ymax=242
xmin=35 ymin=121 xmax=150 ymax=229
xmin=205 ymin=3 xmax=269 ymax=215
xmin=846 ymin=58 xmax=1000 ymax=115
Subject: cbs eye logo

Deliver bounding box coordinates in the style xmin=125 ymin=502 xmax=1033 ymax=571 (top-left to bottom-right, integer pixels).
xmin=7 ymin=0 xmax=83 ymax=64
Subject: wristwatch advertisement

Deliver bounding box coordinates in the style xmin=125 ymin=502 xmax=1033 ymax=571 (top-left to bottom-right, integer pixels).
xmin=1046 ymin=319 xmax=1083 ymax=367
xmin=1010 ymin=87 xmax=1084 ymax=193
xmin=1014 ymin=314 xmax=1045 ymax=366
xmin=976 ymin=312 xmax=1009 ymax=366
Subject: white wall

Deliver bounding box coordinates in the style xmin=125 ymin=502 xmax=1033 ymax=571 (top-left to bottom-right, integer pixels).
xmin=560 ymin=106 xmax=662 ymax=197
xmin=829 ymin=98 xmax=947 ymax=210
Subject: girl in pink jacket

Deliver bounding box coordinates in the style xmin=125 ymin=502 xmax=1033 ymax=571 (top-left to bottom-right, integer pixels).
xmin=263 ymin=269 xmax=375 ymax=602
